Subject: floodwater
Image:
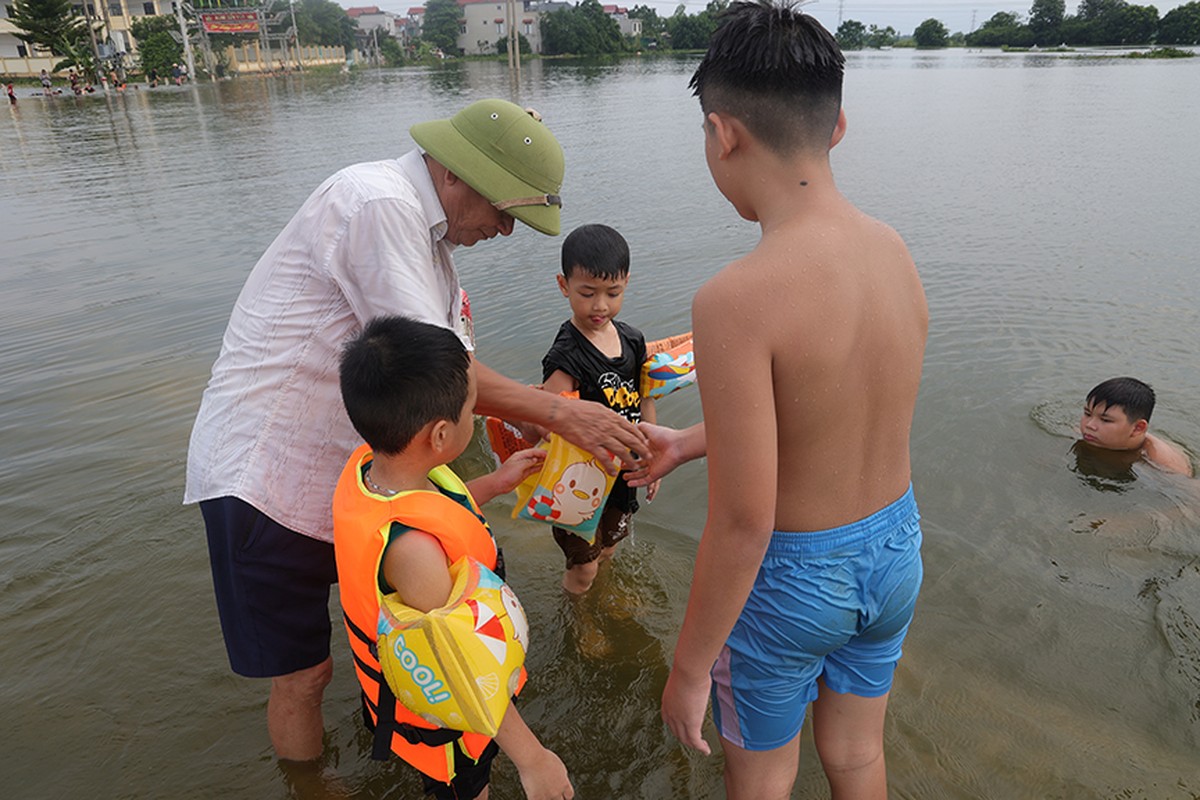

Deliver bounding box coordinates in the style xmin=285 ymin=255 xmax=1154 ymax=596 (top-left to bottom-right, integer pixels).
xmin=2 ymin=48 xmax=1199 ymax=799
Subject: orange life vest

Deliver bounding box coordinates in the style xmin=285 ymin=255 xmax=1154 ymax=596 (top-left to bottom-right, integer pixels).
xmin=332 ymin=444 xmax=507 ymax=782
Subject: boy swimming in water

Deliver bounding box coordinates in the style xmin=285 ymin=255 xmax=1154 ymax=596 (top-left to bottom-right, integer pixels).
xmin=1080 ymin=377 xmax=1192 ymax=477
xmin=334 ymin=315 xmax=573 ymax=800
xmin=645 ymin=3 xmax=928 ymax=798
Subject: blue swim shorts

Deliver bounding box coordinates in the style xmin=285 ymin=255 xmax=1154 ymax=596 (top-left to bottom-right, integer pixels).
xmin=710 ymin=485 xmax=923 ymax=751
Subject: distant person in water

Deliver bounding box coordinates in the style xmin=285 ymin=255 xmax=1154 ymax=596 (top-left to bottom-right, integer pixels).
xmin=1080 ymin=377 xmax=1192 ymax=476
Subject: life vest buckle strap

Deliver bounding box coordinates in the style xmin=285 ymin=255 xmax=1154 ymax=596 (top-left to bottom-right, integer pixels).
xmin=394 ymin=722 xmax=463 ymax=747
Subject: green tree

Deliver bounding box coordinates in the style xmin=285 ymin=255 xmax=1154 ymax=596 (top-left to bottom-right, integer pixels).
xmin=9 ymin=0 xmax=95 ymax=70
xmin=1077 ymin=0 xmax=1125 ymax=20
xmin=913 ymin=18 xmax=949 ymax=47
xmin=865 ymin=24 xmax=897 ymax=48
xmin=292 ymin=0 xmax=355 ymax=48
xmin=541 ymin=0 xmax=623 ymax=55
xmin=497 ymin=33 xmax=532 ymax=55
xmin=1028 ymin=0 xmax=1065 ymax=44
xmin=131 ymin=15 xmax=183 ymax=76
xmin=836 ymin=19 xmax=866 ymax=49
xmin=421 ymin=0 xmax=461 ymax=54
xmin=965 ymin=11 xmax=1033 ymax=46
xmin=379 ymin=33 xmax=404 ymax=65
xmin=1158 ymin=1 xmax=1200 ymax=43
xmin=662 ymin=0 xmax=723 ymax=50
xmin=1098 ymin=3 xmax=1158 ymax=43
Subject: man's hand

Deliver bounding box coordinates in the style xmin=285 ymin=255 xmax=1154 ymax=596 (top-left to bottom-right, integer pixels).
xmin=549 ymin=396 xmax=649 ymax=475
xmin=661 ymin=665 xmax=713 ymax=755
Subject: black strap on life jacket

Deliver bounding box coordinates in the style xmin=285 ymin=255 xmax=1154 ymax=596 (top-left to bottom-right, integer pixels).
xmin=343 ymin=611 xmax=463 ymax=760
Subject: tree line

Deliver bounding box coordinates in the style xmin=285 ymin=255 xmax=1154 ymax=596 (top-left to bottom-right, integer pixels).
xmin=14 ymin=0 xmax=1195 ymax=80
xmin=838 ymin=0 xmax=1200 ymax=49
xmin=9 ymin=0 xmax=355 ymax=79
xmin=418 ymin=0 xmax=728 ymax=57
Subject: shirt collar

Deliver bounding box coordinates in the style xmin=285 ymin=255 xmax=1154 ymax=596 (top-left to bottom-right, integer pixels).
xmin=400 ymin=148 xmax=451 ymax=248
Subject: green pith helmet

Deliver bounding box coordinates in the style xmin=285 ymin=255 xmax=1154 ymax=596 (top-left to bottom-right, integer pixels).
xmin=411 ymin=99 xmax=565 ymax=236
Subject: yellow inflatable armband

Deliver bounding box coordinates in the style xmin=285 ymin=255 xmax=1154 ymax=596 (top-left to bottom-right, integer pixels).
xmin=512 ymin=433 xmax=617 ymax=544
xmin=377 ymin=556 xmax=529 ymax=737
xmin=642 ymin=332 xmax=696 ymax=400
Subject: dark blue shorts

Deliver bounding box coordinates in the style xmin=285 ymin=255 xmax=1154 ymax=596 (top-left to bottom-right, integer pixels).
xmin=710 ymin=486 xmax=923 ymax=751
xmin=201 ymin=497 xmax=338 ymax=678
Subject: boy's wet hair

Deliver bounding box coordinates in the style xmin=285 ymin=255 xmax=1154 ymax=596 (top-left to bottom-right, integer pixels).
xmin=690 ymin=0 xmax=844 ymax=156
xmin=561 ymin=223 xmax=630 ymax=281
xmin=340 ymin=315 xmax=470 ymax=455
xmin=1086 ymin=377 xmax=1156 ymax=423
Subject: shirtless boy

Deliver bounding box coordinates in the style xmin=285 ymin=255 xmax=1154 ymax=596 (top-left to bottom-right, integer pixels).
xmin=650 ymin=4 xmax=929 ymax=798
xmin=1080 ymin=377 xmax=1192 ymax=477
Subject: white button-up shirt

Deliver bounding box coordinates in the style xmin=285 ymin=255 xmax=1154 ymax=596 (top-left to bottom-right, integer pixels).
xmin=185 ymin=150 xmax=471 ymax=541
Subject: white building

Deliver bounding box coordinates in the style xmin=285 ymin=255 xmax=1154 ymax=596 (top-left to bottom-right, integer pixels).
xmin=0 ymin=0 xmax=168 ymax=77
xmin=346 ymin=5 xmax=400 ymax=37
xmin=601 ymin=4 xmax=640 ymax=38
xmin=457 ymin=0 xmax=542 ymax=56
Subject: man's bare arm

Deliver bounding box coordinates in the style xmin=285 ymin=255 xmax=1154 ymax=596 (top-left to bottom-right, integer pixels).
xmin=473 ymin=359 xmax=648 ymax=472
xmin=662 ymin=281 xmax=778 ymax=754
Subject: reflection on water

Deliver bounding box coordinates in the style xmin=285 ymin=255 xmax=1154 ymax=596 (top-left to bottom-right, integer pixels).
xmin=1069 ymin=439 xmax=1140 ymax=490
xmin=3 ymin=49 xmax=1200 ymax=798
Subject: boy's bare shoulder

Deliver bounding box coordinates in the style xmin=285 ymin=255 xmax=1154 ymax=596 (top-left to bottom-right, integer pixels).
xmin=1145 ymin=434 xmax=1194 ymax=477
xmin=692 ymin=253 xmax=779 ymax=335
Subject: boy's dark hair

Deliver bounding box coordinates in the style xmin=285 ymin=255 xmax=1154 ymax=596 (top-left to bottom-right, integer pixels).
xmin=689 ymin=0 xmax=844 ymax=156
xmin=1086 ymin=377 xmax=1156 ymax=423
xmin=339 ymin=316 xmax=471 ymax=455
xmin=561 ymin=223 xmax=630 ymax=280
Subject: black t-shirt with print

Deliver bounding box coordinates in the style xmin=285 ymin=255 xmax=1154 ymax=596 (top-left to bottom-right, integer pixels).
xmin=541 ymin=319 xmax=647 ymax=513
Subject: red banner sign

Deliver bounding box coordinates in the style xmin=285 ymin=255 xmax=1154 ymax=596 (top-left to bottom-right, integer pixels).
xmin=200 ymin=11 xmax=260 ymax=34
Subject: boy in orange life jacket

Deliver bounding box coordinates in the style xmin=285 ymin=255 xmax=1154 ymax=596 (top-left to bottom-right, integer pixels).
xmin=334 ymin=315 xmax=574 ymax=800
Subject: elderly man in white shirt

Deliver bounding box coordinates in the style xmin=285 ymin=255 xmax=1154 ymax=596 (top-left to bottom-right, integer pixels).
xmin=185 ymin=99 xmax=647 ymax=763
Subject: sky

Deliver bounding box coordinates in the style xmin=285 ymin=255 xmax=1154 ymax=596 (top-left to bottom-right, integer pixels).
xmin=362 ymin=0 xmax=1192 ymax=37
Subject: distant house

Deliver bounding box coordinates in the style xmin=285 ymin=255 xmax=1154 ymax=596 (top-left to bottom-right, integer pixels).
xmin=403 ymin=6 xmax=425 ymax=42
xmin=347 ymin=5 xmax=400 ymax=38
xmin=601 ymin=4 xmax=641 ymax=38
xmin=456 ymin=0 xmax=548 ymax=56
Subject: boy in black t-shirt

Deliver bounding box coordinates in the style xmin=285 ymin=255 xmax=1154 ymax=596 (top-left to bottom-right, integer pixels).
xmin=541 ymin=224 xmax=660 ymax=594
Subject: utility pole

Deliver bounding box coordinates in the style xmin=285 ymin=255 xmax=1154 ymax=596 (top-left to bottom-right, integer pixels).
xmin=82 ymin=4 xmax=104 ymax=86
xmin=506 ymin=0 xmax=520 ymax=87
xmin=175 ymin=1 xmax=197 ymax=82
xmin=257 ymin=5 xmax=271 ymax=71
xmin=97 ymin=0 xmax=122 ymax=80
xmin=837 ymin=0 xmax=843 ymax=27
xmin=289 ymin=0 xmax=303 ymax=71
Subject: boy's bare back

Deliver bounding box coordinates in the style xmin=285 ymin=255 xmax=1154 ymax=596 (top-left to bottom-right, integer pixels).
xmin=696 ymin=199 xmax=927 ymax=533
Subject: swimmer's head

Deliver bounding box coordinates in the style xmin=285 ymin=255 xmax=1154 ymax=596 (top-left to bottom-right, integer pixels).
xmin=1080 ymin=377 xmax=1155 ymax=452
xmin=690 ymin=0 xmax=845 ymax=158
